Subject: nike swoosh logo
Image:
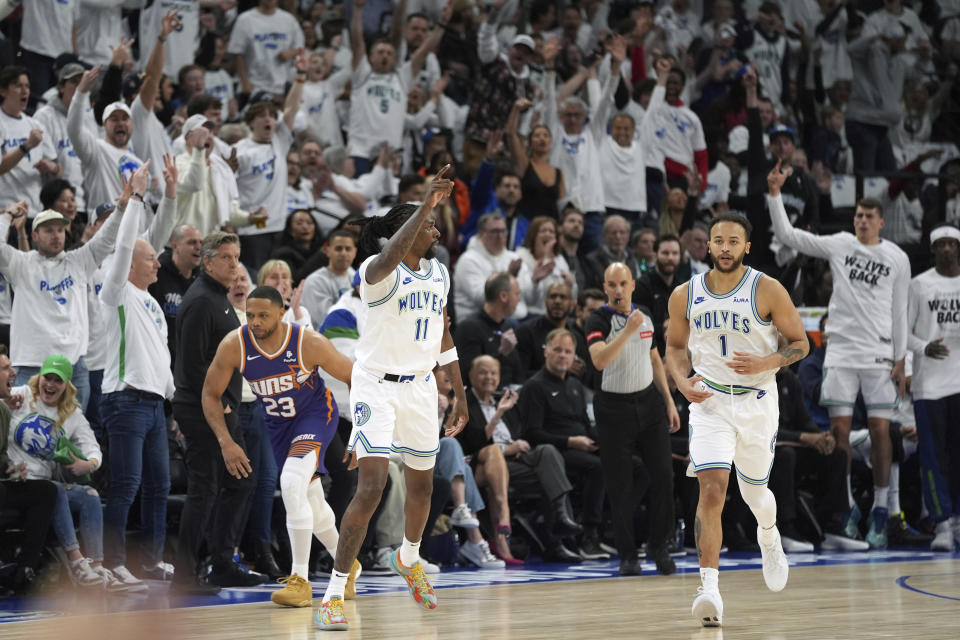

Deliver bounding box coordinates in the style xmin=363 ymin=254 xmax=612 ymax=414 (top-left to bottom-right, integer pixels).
xmin=247 ymin=355 xmax=260 ymax=361
xmin=224 ymin=309 xmax=229 ymax=314
xmin=551 ymin=391 xmax=559 ymax=397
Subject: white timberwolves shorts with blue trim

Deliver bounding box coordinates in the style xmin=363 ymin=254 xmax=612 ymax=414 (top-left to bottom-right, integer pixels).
xmin=688 ymin=377 xmax=780 ymax=485
xmin=347 ymin=365 xmax=440 ymax=471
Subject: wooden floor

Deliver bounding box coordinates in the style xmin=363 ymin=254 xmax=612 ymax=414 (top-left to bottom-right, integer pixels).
xmin=2 ymin=558 xmax=957 ymax=639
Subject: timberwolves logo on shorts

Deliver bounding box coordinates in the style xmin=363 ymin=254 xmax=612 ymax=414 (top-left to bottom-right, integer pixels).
xmin=354 ymin=402 xmax=372 ymax=426
xmin=14 ymin=413 xmax=59 ymax=459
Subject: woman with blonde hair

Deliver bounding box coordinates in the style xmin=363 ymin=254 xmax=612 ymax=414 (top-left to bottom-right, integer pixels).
xmin=257 ymin=259 xmax=312 ymax=327
xmin=515 ymin=216 xmax=576 ymax=316
xmin=7 ymin=355 xmax=141 ymax=592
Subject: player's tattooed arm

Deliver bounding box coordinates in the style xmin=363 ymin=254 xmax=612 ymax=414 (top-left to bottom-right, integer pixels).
xmin=775 ymin=341 xmax=807 ymax=368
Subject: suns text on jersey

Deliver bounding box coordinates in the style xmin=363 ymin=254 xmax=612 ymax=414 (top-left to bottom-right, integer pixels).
xmin=248 ymin=373 xmax=296 ymax=397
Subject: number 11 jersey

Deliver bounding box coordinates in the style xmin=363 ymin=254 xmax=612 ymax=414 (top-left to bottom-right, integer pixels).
xmin=685 ymin=267 xmax=779 ymax=389
xmin=356 ymin=255 xmax=450 ymax=375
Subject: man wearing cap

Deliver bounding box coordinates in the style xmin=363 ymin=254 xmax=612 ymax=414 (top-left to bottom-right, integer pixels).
xmin=464 ymin=0 xmax=536 ymax=178
xmin=0 ymin=65 xmax=59 ymax=216
xmin=67 ymin=65 xmax=144 ymax=212
xmin=908 ymin=224 xmax=960 ymax=551
xmin=34 ymin=63 xmax=88 ymax=214
xmin=0 ymin=193 xmax=125 ymax=412
xmin=170 ymin=95 xmax=231 ymax=158
xmin=742 ymin=69 xmax=819 ymax=278
xmin=176 ymin=114 xmax=259 ymax=236
xmin=347 ymin=0 xmax=443 ymax=175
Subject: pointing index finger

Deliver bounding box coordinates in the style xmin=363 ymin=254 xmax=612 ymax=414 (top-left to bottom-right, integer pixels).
xmin=435 ymin=164 xmax=451 ymax=180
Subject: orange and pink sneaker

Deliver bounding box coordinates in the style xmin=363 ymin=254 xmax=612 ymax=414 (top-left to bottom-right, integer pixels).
xmin=388 ymin=548 xmax=437 ymax=610
xmin=314 ymin=597 xmax=348 ymax=631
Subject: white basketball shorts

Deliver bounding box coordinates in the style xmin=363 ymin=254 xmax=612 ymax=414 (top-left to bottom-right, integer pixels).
xmin=820 ymin=366 xmax=899 ymax=420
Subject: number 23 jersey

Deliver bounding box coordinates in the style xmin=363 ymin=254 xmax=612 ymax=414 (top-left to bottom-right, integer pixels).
xmin=356 ymin=255 xmax=450 ymax=375
xmin=685 ymin=267 xmax=779 ymax=388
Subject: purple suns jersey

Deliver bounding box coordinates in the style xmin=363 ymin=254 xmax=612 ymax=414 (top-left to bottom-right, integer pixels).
xmin=238 ymin=322 xmax=335 ymax=424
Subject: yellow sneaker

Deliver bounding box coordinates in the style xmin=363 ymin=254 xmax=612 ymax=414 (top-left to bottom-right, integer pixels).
xmin=344 ymin=559 xmax=362 ymax=600
xmin=270 ymin=574 xmax=312 ymax=608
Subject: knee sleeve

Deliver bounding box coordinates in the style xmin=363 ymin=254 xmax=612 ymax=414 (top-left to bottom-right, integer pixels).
xmin=737 ymin=475 xmax=777 ymax=530
xmin=280 ymin=451 xmax=317 ymax=530
xmin=307 ymin=479 xmax=339 ymax=552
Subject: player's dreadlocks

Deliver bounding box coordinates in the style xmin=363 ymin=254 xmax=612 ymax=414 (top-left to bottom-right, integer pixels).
xmin=354 ymin=203 xmax=419 ymax=262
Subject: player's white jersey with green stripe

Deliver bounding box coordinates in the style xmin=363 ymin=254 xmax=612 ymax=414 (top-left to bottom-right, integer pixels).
xmin=356 ymin=255 xmax=450 ymax=375
xmin=684 ymin=267 xmax=779 ymax=392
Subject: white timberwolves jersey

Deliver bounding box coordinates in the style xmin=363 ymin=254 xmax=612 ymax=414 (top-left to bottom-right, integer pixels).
xmin=685 ymin=267 xmax=779 ymax=390
xmin=356 ymin=255 xmax=450 ymax=375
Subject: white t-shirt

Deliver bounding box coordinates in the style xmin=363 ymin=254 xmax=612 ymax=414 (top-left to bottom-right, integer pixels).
xmin=879 ymin=191 xmax=923 ymax=246
xmin=356 ymin=255 xmax=449 ymax=374
xmin=227 ymin=7 xmax=304 ymax=94
xmin=0 ymin=109 xmax=57 ymax=214
xmin=76 ymin=0 xmax=123 ymax=67
xmin=644 ymin=100 xmax=706 ymax=170
xmin=34 ymin=98 xmax=87 ymax=211
xmin=299 ymin=71 xmax=349 ymax=148
xmin=139 ymin=0 xmax=200 ymax=77
xmin=20 ymin=0 xmax=80 ymax=58
xmin=100 ymin=200 xmax=174 ymax=398
xmin=205 ymin=68 xmax=235 ymax=122
xmin=302 ymin=267 xmax=355 ymax=327
xmin=85 ymin=265 xmax=107 ymax=370
xmin=131 ymin=97 xmax=172 ymax=195
xmin=0 ymin=208 xmax=123 ymax=367
xmin=908 ymin=268 xmax=960 ymax=401
xmin=68 ymin=92 xmax=145 ymax=210
xmin=347 ymin=57 xmax=412 ymax=158
xmin=768 ymin=194 xmax=910 ymax=370
xmin=701 ymin=161 xmax=731 ymax=211
xmin=233 ymin=122 xmax=293 ymax=236
xmin=0 ymin=272 xmax=12 ymax=325
xmin=285 ymin=178 xmax=314 ymax=216
xmin=599 ymin=134 xmax=647 ymax=213
xmin=654 ymin=5 xmax=700 ymax=57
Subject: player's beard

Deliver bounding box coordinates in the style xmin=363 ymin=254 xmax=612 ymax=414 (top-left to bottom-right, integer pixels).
xmin=253 ymin=322 xmax=279 ymax=340
xmin=714 ymin=252 xmax=744 ymax=273
xmin=423 ymin=243 xmax=437 ymax=260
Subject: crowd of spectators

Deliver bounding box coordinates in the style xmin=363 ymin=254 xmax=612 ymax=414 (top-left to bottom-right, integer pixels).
xmin=1 ymin=0 xmax=960 ymax=595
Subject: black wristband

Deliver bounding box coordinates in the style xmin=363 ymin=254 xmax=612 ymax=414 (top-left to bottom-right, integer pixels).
xmin=18 ymin=143 xmax=29 ymax=154
xmin=131 ymin=191 xmax=144 ymax=201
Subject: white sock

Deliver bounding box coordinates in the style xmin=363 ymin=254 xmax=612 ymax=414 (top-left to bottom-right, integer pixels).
xmin=700 ymin=567 xmax=719 ymax=592
xmin=289 ymin=528 xmax=312 ymax=579
xmin=846 ymin=475 xmax=855 ymax=509
xmin=323 ymin=569 xmax=350 ymax=603
xmin=758 ymin=523 xmax=777 ymax=546
xmin=888 ymin=464 xmax=901 ymax=514
xmin=873 ymin=486 xmax=889 ymax=512
xmin=399 ymin=537 xmax=421 ymax=567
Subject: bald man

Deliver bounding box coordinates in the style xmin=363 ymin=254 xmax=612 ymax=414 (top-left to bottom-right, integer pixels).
xmin=585 ymin=262 xmax=681 ymax=576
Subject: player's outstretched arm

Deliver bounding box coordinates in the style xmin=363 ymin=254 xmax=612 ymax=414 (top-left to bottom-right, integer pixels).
xmin=439 ymin=306 xmax=468 ymax=437
xmin=364 ymin=165 xmax=453 ymax=285
xmin=202 ymin=332 xmax=252 ymax=480
xmin=665 ymin=284 xmax=713 ymax=403
xmin=726 ymin=277 xmax=809 ymax=376
xmin=303 ymin=330 xmax=354 ymax=385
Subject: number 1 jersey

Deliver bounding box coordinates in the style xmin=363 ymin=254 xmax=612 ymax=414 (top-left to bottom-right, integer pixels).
xmin=685 ymin=267 xmax=779 ymax=388
xmin=356 ymin=255 xmax=450 ymax=375
xmin=239 ymin=322 xmax=332 ymax=424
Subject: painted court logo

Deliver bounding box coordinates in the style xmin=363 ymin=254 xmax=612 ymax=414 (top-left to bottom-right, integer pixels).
xmin=354 ymin=402 xmax=372 ymax=426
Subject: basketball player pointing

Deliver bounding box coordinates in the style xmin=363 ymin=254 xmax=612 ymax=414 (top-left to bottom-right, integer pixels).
xmin=665 ymin=199 xmax=809 ymax=627
xmin=316 ymin=166 xmax=466 ymax=631
xmin=203 ymin=286 xmax=358 ymax=609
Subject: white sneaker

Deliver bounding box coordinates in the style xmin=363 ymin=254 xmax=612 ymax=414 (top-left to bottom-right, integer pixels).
xmin=368 ymin=547 xmax=394 ymax=575
xmin=68 ymin=557 xmax=105 ymax=588
xmin=691 ymin=587 xmax=723 ymax=627
xmin=757 ymin=525 xmax=789 ymax=592
xmin=449 ymin=504 xmax=479 ymax=529
xmin=780 ymin=535 xmax=814 ymax=553
xmin=822 ymin=533 xmax=870 ymax=551
xmin=459 ymin=540 xmax=505 ymax=568
xmin=109 ymin=565 xmax=149 ymax=593
xmin=931 ymin=520 xmax=953 ymax=551
xmin=96 ymin=567 xmax=128 ymax=593
xmin=421 ymin=559 xmax=440 ymax=575
xmin=142 ymin=561 xmax=175 ymax=580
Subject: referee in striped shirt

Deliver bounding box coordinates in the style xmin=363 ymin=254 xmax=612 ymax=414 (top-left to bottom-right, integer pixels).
xmin=586 ymin=262 xmax=681 ymax=576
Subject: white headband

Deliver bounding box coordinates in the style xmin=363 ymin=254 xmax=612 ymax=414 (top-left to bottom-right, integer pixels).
xmin=930 ymin=226 xmax=960 ymax=245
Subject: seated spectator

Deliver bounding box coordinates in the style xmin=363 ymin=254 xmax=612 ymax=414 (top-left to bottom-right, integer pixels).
xmin=633 ymin=234 xmax=688 ymax=354
xmin=518 ymin=329 xmax=609 ymax=560
xmin=285 ymin=150 xmax=316 ymax=216
xmin=7 ymin=355 xmax=139 ymax=591
xmin=516 ymin=281 xmax=589 ymax=382
xmin=515 ymin=216 xmax=576 ymax=317
xmin=557 ymin=205 xmax=587 ymax=292
xmin=631 ymin=228 xmax=657 ymax=275
xmin=454 ymin=213 xmax=536 ymax=321
xmin=0 ymin=346 xmax=58 ymax=595
xmin=302 ymin=230 xmax=359 ymax=326
xmin=257 ymin=259 xmax=311 ymax=327
xmin=462 ymin=355 xmax=583 ymax=563
xmin=768 ymin=367 xmax=867 ymax=552
xmin=583 ymin=215 xmax=637 ymax=290
xmin=506 ymin=99 xmax=564 ymax=221
xmin=680 ymin=222 xmax=710 ymax=275
xmin=454 ymin=272 xmax=525 ymax=388
xmin=270 ymin=209 xmax=324 ymax=282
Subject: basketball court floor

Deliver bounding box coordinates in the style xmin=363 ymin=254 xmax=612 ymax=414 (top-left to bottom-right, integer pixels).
xmin=1 ymin=548 xmax=956 ymax=639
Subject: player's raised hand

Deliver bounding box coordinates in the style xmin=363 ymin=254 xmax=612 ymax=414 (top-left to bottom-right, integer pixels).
xmin=444 ymin=396 xmax=468 ymax=437
xmin=678 ymin=374 xmax=713 ymax=404
xmin=767 ymin=158 xmax=791 ymax=196
xmin=222 ymin=439 xmax=252 ymax=479
xmin=425 ymin=164 xmax=454 ymax=209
